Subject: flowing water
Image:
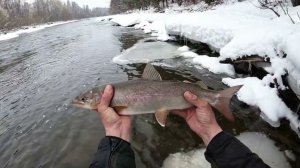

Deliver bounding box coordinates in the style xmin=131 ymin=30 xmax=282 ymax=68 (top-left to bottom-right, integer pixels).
xmin=0 ymin=18 xmax=299 ymax=168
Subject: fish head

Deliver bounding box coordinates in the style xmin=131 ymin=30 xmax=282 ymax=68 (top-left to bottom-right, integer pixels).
xmin=72 ymin=86 xmax=105 ymax=110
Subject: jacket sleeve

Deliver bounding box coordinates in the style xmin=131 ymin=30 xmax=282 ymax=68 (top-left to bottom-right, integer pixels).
xmin=204 ymin=131 xmax=270 ymax=168
xmin=89 ymin=136 xmax=136 ymax=168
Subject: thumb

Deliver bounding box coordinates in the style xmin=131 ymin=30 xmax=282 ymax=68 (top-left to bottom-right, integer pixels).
xmin=184 ymin=91 xmax=210 ymax=109
xmin=98 ymin=85 xmax=114 ymax=112
xmin=97 ymin=85 xmax=120 ymax=123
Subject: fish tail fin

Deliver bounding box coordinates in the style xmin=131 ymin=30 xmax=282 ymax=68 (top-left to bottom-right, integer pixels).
xmin=212 ymin=85 xmax=242 ymax=122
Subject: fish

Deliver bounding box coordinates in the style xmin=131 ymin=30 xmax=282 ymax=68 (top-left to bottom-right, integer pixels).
xmin=73 ymin=64 xmax=242 ymax=126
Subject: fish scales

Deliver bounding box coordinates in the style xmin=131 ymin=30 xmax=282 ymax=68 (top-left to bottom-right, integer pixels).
xmin=73 ymin=63 xmax=242 ymax=126
xmin=105 ymin=80 xmax=216 ymax=115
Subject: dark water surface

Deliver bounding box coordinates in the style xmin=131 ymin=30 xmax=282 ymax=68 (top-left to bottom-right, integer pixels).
xmin=0 ymin=19 xmax=299 ymax=168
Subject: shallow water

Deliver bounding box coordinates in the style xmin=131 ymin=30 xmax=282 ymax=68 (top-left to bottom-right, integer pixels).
xmin=0 ymin=18 xmax=299 ymax=168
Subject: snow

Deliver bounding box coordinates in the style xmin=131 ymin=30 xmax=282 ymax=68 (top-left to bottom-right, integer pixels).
xmin=192 ymin=55 xmax=235 ymax=76
xmin=0 ymin=20 xmax=76 ymax=42
xmin=109 ymin=0 xmax=300 ymax=134
xmin=284 ymin=31 xmax=300 ymax=97
xmin=175 ymin=49 xmax=235 ymax=76
xmin=284 ymin=150 xmax=296 ymax=161
xmin=162 ymin=149 xmax=210 ymax=168
xmin=163 ymin=132 xmax=291 ymax=168
xmin=177 ymin=45 xmax=190 ymax=52
xmin=222 ymin=77 xmax=299 ymax=135
xmin=112 ymin=39 xmax=179 ymax=64
xmin=109 ymin=0 xmax=300 ymax=83
xmin=178 ymin=51 xmax=198 ymax=58
xmin=111 ymin=15 xmax=140 ymax=27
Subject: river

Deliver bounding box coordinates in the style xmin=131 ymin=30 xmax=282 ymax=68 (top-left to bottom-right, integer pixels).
xmin=0 ymin=18 xmax=299 ymax=168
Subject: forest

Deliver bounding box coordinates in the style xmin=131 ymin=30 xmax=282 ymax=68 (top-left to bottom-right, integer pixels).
xmin=0 ymin=0 xmax=109 ymax=31
xmin=110 ymin=0 xmax=212 ymax=14
xmin=110 ymin=0 xmax=300 ymax=14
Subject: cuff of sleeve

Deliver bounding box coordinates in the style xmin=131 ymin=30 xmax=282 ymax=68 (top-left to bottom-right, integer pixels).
xmin=204 ymin=131 xmax=234 ymax=162
xmin=206 ymin=131 xmax=234 ymax=151
xmin=99 ymin=136 xmax=131 ymax=151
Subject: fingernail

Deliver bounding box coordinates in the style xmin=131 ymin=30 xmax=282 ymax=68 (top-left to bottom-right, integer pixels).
xmin=105 ymin=85 xmax=112 ymax=93
xmin=185 ymin=91 xmax=197 ymax=100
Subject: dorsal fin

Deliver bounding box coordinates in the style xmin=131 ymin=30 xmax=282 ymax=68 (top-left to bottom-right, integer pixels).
xmin=141 ymin=63 xmax=162 ymax=80
xmin=196 ymin=81 xmax=208 ymax=89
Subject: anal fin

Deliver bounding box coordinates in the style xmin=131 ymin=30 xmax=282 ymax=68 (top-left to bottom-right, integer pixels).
xmin=155 ymin=110 xmax=170 ymax=127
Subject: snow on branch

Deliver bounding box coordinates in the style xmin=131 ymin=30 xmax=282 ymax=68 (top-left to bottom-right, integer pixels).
xmin=257 ymin=0 xmax=295 ymax=23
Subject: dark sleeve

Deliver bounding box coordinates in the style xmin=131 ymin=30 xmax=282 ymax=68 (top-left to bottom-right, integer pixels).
xmin=89 ymin=136 xmax=136 ymax=168
xmin=204 ymin=131 xmax=270 ymax=168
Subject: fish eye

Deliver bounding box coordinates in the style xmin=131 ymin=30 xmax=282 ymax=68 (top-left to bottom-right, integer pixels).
xmin=81 ymin=97 xmax=85 ymax=101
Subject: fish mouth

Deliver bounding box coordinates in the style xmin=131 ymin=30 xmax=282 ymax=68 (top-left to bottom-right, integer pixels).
xmin=72 ymin=99 xmax=96 ymax=110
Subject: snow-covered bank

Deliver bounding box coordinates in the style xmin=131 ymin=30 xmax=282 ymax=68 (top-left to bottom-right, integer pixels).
xmin=222 ymin=77 xmax=299 ymax=133
xmin=113 ymin=38 xmax=180 ymax=64
xmin=108 ymin=0 xmax=300 ymax=136
xmin=163 ymin=132 xmax=293 ymax=168
xmin=163 ymin=132 xmax=292 ymax=168
xmin=0 ymin=20 xmax=77 ymax=42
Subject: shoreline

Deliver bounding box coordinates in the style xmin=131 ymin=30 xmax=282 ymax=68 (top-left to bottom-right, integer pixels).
xmin=0 ymin=20 xmax=77 ymax=42
xmin=105 ymin=0 xmax=300 ymax=137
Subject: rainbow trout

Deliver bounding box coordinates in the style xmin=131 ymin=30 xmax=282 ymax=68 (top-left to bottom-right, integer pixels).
xmin=73 ymin=64 xmax=242 ymax=126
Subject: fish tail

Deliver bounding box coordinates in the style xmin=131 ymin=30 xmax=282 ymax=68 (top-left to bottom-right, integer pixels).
xmin=212 ymin=85 xmax=242 ymax=121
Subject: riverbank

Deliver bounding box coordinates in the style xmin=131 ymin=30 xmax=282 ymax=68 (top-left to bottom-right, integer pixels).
xmin=0 ymin=20 xmax=77 ymax=42
xmin=103 ymin=0 xmax=300 ymax=136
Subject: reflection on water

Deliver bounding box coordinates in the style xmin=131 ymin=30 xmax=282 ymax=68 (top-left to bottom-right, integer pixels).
xmin=0 ymin=18 xmax=299 ymax=168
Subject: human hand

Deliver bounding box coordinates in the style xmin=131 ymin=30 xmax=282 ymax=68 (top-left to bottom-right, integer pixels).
xmin=97 ymin=85 xmax=131 ymax=142
xmin=173 ymin=91 xmax=222 ymax=146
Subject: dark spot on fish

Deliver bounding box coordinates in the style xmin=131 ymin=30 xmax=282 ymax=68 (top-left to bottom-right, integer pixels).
xmin=81 ymin=97 xmax=85 ymax=101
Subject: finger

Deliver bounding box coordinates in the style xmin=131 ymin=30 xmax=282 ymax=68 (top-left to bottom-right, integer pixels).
xmin=98 ymin=85 xmax=114 ymax=112
xmin=183 ymin=91 xmax=210 ymax=109
xmin=104 ymin=107 xmax=119 ymax=121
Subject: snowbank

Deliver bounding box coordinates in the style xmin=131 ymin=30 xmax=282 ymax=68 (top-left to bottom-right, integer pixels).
xmin=0 ymin=20 xmax=76 ymax=41
xmin=162 ymin=149 xmax=209 ymax=168
xmin=109 ymin=0 xmax=300 ymax=89
xmin=178 ymin=51 xmax=198 ymax=58
xmin=162 ymin=132 xmax=291 ymax=168
xmin=112 ymin=39 xmax=180 ymax=64
xmin=109 ymin=0 xmax=300 ymax=134
xmin=222 ymin=77 xmax=299 ymax=134
xmin=284 ymin=31 xmax=300 ymax=97
xmin=177 ymin=45 xmax=190 ymax=52
xmin=192 ymin=55 xmax=235 ymax=76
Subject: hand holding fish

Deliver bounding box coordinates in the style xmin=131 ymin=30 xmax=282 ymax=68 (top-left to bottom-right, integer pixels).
xmin=74 ymin=64 xmax=241 ymax=144
xmin=173 ymin=91 xmax=222 ymax=146
xmin=97 ymin=85 xmax=131 ymax=142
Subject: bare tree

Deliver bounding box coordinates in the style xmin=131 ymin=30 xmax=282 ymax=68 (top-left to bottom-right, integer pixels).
xmin=0 ymin=0 xmax=109 ymax=31
xmin=257 ymin=0 xmax=295 ymax=23
xmin=257 ymin=0 xmax=280 ymax=17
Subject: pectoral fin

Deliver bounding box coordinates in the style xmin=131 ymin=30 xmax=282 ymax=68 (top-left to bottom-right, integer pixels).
xmin=155 ymin=110 xmax=170 ymax=127
xmin=142 ymin=63 xmax=162 ymax=81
